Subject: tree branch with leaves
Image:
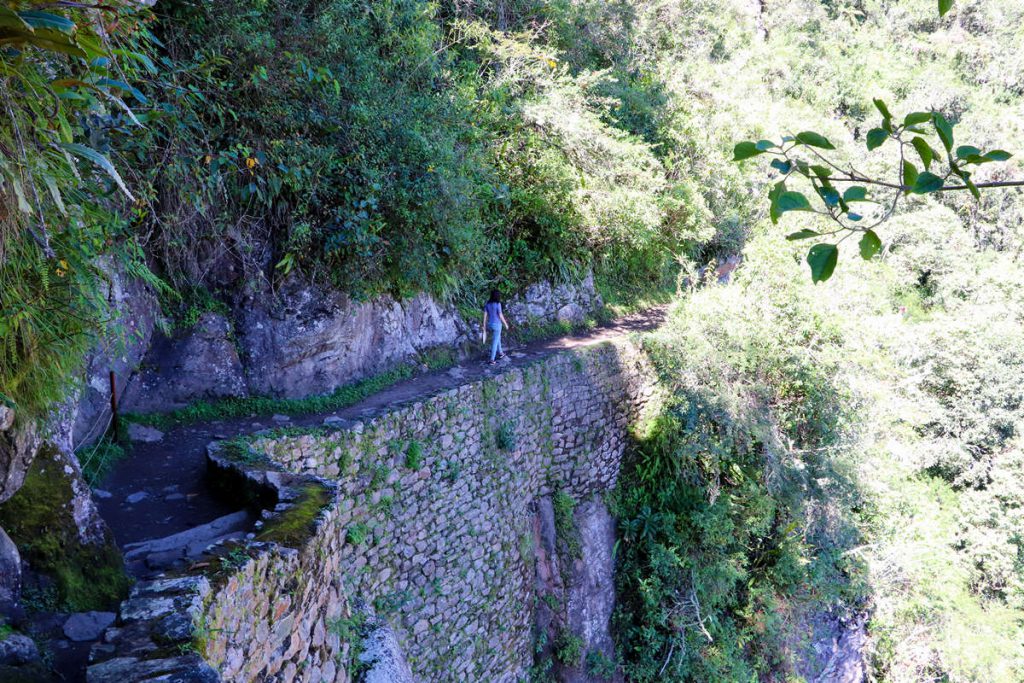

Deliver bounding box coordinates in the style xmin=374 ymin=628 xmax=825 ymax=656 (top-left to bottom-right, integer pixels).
xmin=734 ymin=98 xmax=1022 ymax=282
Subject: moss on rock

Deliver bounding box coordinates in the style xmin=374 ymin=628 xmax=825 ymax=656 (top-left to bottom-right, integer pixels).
xmin=256 ymin=483 xmax=333 ymax=547
xmin=0 ymin=445 xmax=130 ymax=612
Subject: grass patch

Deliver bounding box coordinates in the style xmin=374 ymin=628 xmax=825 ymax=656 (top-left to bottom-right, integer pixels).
xmin=256 ymin=483 xmax=333 ymax=547
xmin=76 ymin=436 xmax=127 ymax=487
xmin=439 ymin=459 xmax=462 ymax=483
xmin=594 ymin=277 xmax=674 ymax=319
xmin=553 ymin=490 xmax=581 ymax=560
xmin=328 ymin=611 xmax=370 ymax=677
xmin=219 ymin=435 xmax=269 ymax=467
xmin=586 ymin=650 xmax=618 ymax=680
xmin=419 ymin=345 xmax=457 ymax=371
xmin=126 ymin=364 xmax=416 ymax=429
xmin=346 ymin=522 xmax=370 ymax=546
xmin=496 ymin=421 xmax=517 ymax=451
xmin=509 ymin=317 xmax=587 ymax=345
xmin=404 ymin=440 xmax=423 ymax=470
xmin=554 ymin=628 xmax=584 ymax=667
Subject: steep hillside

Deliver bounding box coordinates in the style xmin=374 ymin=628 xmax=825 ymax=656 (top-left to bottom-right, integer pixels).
xmin=1 ymin=0 xmax=1024 ymax=681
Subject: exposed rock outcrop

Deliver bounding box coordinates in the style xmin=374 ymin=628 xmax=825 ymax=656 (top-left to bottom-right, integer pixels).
xmin=792 ymin=609 xmax=870 ymax=683
xmin=532 ymin=496 xmax=622 ymax=683
xmin=122 ymin=311 xmax=248 ymax=414
xmin=355 ymin=603 xmax=416 ymax=683
xmin=0 ymin=415 xmax=40 ymax=506
xmin=117 ymin=273 xmax=605 ymax=414
xmin=0 ymin=527 xmax=20 ymax=615
xmin=236 ymin=282 xmax=466 ymax=399
xmin=72 ymin=258 xmax=159 ymax=448
xmin=505 ymin=272 xmax=603 ymax=327
xmin=562 ymin=499 xmax=619 ymax=683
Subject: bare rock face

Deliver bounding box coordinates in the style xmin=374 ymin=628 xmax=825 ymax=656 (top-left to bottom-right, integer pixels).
xmin=0 ymin=526 xmax=20 ymax=613
xmin=531 ymin=496 xmax=622 ymax=683
xmin=236 ymin=279 xmax=467 ymax=399
xmin=505 ymin=272 xmax=603 ymax=327
xmin=109 ymin=273 xmax=603 ymax=416
xmin=0 ymin=415 xmax=39 ymax=505
xmin=561 ymin=500 xmax=619 ymax=683
xmin=72 ymin=258 xmax=159 ymax=448
xmin=358 ymin=613 xmax=417 ymax=683
xmin=791 ymin=609 xmax=870 ymax=683
xmin=122 ymin=312 xmax=248 ymax=414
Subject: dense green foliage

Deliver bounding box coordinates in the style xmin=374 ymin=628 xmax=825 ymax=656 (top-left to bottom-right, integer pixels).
xmin=145 ymin=0 xmax=699 ymax=299
xmin=2 ymin=0 xmax=711 ymax=422
xmin=598 ymin=0 xmax=1024 ymax=680
xmin=0 ymin=2 xmax=162 ymax=422
xmin=612 ymin=239 xmax=864 ymax=680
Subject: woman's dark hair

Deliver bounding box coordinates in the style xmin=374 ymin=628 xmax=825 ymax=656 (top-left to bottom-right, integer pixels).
xmin=488 ymin=290 xmax=501 ymax=304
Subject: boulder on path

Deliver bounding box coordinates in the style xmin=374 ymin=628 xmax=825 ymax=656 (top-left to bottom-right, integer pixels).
xmin=63 ymin=611 xmax=117 ymax=642
xmin=125 ymin=491 xmax=149 ymax=505
xmin=0 ymin=633 xmax=39 ymax=665
xmin=122 ymin=510 xmax=250 ymax=565
xmin=127 ymin=424 xmax=164 ymax=443
xmin=87 ymin=654 xmax=219 ymax=683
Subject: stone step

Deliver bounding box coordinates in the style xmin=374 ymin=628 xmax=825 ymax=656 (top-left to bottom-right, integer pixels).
xmin=122 ymin=510 xmax=250 ymax=563
xmin=142 ymin=531 xmax=248 ymax=570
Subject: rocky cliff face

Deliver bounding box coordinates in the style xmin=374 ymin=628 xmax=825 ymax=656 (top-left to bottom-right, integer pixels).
xmin=532 ymin=496 xmax=622 ymax=683
xmin=236 ymin=284 xmax=466 ymax=399
xmin=71 ymin=259 xmax=159 ymax=447
xmin=117 ymin=274 xmax=604 ymax=415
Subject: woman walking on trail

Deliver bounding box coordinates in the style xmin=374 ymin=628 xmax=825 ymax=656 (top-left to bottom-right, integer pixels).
xmin=482 ymin=290 xmax=510 ymax=364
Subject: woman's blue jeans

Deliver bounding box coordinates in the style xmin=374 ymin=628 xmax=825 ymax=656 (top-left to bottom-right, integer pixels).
xmin=488 ymin=326 xmax=503 ymax=361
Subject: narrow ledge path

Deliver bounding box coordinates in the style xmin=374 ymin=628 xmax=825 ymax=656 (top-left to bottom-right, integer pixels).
xmin=95 ymin=306 xmax=667 ymax=556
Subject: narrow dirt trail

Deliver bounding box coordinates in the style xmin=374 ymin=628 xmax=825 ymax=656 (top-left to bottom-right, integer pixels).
xmin=95 ymin=307 xmax=667 ymax=556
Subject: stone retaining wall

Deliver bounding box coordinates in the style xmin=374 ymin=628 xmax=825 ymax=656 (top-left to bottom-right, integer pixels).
xmin=198 ymin=338 xmax=662 ymax=682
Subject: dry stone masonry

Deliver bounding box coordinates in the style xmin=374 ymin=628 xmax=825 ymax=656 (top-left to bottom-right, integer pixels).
xmin=92 ymin=337 xmax=663 ymax=682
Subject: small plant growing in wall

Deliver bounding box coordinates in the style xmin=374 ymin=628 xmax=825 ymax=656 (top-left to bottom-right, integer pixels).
xmin=440 ymin=459 xmax=462 ymax=483
xmin=328 ymin=611 xmax=370 ymax=676
xmin=346 ymin=522 xmax=370 ymax=546
xmin=405 ymin=440 xmax=423 ymax=470
xmin=374 ymin=495 xmax=394 ymax=516
xmin=554 ymin=629 xmax=584 ymax=667
xmin=553 ymin=491 xmax=582 ymax=559
xmin=586 ymin=650 xmax=619 ymax=680
xmin=496 ymin=421 xmax=517 ymax=451
xmin=369 ymin=464 xmax=390 ymax=491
